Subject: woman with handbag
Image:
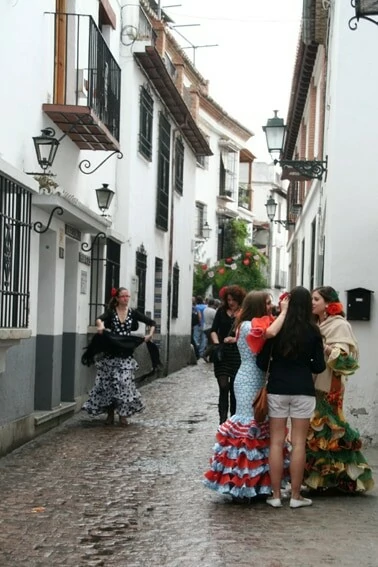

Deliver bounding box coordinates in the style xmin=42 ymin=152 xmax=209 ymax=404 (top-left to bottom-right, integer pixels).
xmin=256 ymin=286 xmax=325 ymax=508
xmin=209 ymin=285 xmax=246 ymax=424
xmin=204 ymin=290 xmax=289 ymax=500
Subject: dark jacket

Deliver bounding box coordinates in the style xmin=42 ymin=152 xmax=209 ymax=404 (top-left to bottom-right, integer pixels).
xmin=256 ymin=326 xmax=326 ymax=396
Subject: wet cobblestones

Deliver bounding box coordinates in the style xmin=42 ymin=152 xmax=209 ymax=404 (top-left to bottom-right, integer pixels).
xmin=0 ymin=361 xmax=377 ymax=566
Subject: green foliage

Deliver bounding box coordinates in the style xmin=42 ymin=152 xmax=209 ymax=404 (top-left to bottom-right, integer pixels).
xmin=193 ymin=245 xmax=267 ymax=298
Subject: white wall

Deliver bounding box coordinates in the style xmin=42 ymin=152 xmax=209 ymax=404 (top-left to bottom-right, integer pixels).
xmin=320 ymin=2 xmax=378 ymax=440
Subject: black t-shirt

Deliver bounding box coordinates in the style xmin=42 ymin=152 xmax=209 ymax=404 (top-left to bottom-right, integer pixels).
xmin=256 ymin=326 xmax=326 ymax=396
xmin=210 ymin=307 xmax=236 ymax=342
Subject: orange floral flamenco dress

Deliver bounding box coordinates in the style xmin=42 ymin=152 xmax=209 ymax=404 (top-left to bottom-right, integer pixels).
xmin=305 ymin=314 xmax=374 ymax=493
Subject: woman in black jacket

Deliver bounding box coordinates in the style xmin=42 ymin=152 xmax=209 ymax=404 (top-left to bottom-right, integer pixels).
xmin=257 ymin=286 xmax=325 ymax=508
xmin=82 ymin=287 xmax=155 ymax=426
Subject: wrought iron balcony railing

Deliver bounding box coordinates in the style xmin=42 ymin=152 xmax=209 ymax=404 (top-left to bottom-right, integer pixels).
xmin=44 ymin=12 xmax=121 ymax=148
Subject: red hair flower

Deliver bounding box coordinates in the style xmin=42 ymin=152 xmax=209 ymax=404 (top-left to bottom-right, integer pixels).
xmin=279 ymin=292 xmax=289 ymax=302
xmin=326 ymin=302 xmax=343 ymax=316
xmin=219 ymin=286 xmax=227 ymax=300
xmin=111 ymin=287 xmax=118 ymax=297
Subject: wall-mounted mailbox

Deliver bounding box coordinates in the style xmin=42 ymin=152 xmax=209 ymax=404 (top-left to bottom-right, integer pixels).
xmin=346 ymin=288 xmax=374 ymax=321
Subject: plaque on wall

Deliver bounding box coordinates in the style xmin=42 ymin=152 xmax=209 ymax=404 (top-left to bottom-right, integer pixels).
xmin=65 ymin=224 xmax=82 ymax=241
xmin=80 ymin=270 xmax=88 ymax=295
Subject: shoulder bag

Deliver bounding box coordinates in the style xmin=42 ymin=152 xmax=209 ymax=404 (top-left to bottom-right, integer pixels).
xmin=253 ymin=345 xmax=273 ymax=423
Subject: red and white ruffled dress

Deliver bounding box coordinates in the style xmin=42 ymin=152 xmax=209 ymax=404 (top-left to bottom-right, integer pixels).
xmin=204 ymin=316 xmax=290 ymax=499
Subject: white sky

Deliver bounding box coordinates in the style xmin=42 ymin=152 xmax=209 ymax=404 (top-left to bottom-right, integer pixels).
xmin=164 ymin=0 xmax=303 ymax=160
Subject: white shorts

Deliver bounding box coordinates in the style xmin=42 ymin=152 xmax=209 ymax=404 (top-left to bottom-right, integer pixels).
xmin=268 ymin=394 xmax=316 ymax=419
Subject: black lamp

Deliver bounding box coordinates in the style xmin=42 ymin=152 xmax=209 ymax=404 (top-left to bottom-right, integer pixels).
xmin=32 ymin=128 xmax=60 ymax=172
xmin=262 ymin=110 xmax=286 ymax=159
xmin=265 ymin=196 xmax=278 ymax=222
xmin=349 ymin=0 xmax=378 ymax=29
xmin=95 ymin=183 xmax=115 ymax=215
xmin=202 ymin=221 xmax=212 ymax=240
xmin=262 ymin=111 xmax=328 ymax=180
xmin=265 ymin=196 xmax=294 ymax=230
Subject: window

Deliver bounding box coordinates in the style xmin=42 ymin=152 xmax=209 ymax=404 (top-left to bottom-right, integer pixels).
xmin=136 ymin=244 xmax=147 ymax=313
xmin=89 ymin=238 xmax=120 ymax=325
xmin=195 ymin=202 xmax=206 ymax=238
xmin=310 ymin=218 xmax=316 ymax=289
xmin=172 ymin=262 xmax=179 ymax=318
xmin=175 ymin=137 xmax=184 ymax=195
xmin=156 ymin=113 xmax=171 ymax=231
xmin=139 ymin=85 xmax=154 ymax=160
xmin=153 ymin=257 xmax=163 ymax=339
xmin=0 ymin=174 xmax=31 ymax=328
xmin=219 ymin=150 xmax=237 ymax=198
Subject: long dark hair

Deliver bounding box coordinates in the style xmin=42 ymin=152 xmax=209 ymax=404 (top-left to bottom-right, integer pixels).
xmin=313 ymin=286 xmax=346 ymax=318
xmin=107 ymin=287 xmax=128 ymax=309
xmin=275 ymin=286 xmax=320 ymax=357
xmin=235 ymin=291 xmax=270 ymax=329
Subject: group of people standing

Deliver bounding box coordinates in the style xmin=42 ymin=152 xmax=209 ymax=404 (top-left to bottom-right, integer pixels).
xmin=204 ymin=285 xmax=374 ymax=507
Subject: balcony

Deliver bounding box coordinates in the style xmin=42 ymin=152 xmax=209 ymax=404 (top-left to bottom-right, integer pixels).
xmin=43 ymin=13 xmax=121 ymax=151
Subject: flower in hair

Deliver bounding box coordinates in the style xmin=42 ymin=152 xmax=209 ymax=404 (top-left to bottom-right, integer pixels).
xmin=326 ymin=302 xmax=343 ymax=316
xmin=279 ymin=292 xmax=289 ymax=302
xmin=111 ymin=287 xmax=118 ymax=297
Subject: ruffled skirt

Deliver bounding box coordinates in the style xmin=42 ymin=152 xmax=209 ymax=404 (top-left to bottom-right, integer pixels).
xmin=204 ymin=416 xmax=290 ymax=499
xmin=82 ymin=355 xmax=144 ymax=417
xmin=305 ymin=376 xmax=374 ymax=493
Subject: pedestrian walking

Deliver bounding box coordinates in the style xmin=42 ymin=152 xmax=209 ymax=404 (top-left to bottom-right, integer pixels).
xmin=210 ymin=285 xmax=246 ymax=424
xmin=257 ymin=286 xmax=326 ymax=508
xmin=305 ymin=286 xmax=374 ymax=493
xmin=202 ymin=298 xmax=217 ymax=361
xmin=82 ymin=287 xmax=156 ymax=426
xmin=204 ymin=290 xmax=289 ymax=500
xmin=193 ymin=296 xmax=207 ymax=357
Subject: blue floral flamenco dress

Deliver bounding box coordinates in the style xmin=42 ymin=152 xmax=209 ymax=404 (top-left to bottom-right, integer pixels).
xmin=204 ymin=319 xmax=290 ymax=499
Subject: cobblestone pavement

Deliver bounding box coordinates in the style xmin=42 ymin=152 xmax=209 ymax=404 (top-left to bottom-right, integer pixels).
xmin=0 ymin=361 xmax=377 ymax=567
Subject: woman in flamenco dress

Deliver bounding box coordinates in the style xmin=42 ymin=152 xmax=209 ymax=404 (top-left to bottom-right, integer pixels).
xmin=305 ymin=286 xmax=374 ymax=493
xmin=204 ymin=291 xmax=290 ymax=500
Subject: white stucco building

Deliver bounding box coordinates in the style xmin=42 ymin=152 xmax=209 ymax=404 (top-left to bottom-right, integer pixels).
xmin=252 ymin=162 xmax=289 ymax=302
xmin=0 ymin=0 xmax=256 ymax=454
xmin=281 ymin=0 xmax=378 ymax=442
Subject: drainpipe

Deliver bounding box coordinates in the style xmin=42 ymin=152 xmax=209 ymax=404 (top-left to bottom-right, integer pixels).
xmin=165 ymin=128 xmax=179 ymax=375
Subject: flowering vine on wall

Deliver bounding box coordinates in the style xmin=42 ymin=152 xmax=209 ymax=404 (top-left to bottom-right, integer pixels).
xmin=193 ymin=246 xmax=267 ymax=297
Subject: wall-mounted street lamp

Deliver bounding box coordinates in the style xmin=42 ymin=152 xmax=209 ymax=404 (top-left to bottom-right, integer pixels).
xmin=263 ymin=111 xmax=328 ymax=180
xmin=201 ymin=221 xmax=212 ymax=240
xmin=193 ymin=221 xmax=212 ymax=255
xmin=95 ymin=183 xmax=115 ymax=216
xmin=349 ymin=0 xmax=378 ymax=29
xmin=28 ymin=127 xmax=123 ymax=176
xmin=33 ymin=128 xmax=60 ymax=172
xmin=265 ymin=196 xmax=295 ymax=230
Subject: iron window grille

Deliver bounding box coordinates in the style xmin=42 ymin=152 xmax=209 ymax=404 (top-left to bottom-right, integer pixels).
xmin=172 ymin=262 xmax=179 ymax=318
xmin=174 ymin=137 xmax=184 ymax=195
xmin=195 ymin=202 xmax=207 ymax=238
xmin=136 ymin=244 xmax=147 ymax=313
xmin=139 ymin=85 xmax=154 ymax=160
xmin=0 ymin=174 xmax=31 ymax=328
xmin=156 ymin=113 xmax=171 ymax=231
xmin=89 ymin=238 xmax=120 ymax=325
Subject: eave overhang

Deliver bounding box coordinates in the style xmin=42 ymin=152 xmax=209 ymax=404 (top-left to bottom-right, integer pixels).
xmin=282 ymin=41 xmax=318 ymax=160
xmin=135 ymin=47 xmax=213 ymax=157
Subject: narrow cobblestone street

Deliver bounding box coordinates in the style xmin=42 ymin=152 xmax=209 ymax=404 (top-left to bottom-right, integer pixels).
xmin=0 ymin=361 xmax=377 ymax=567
